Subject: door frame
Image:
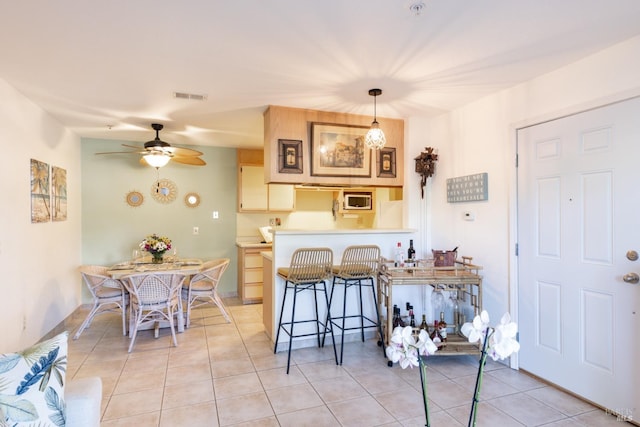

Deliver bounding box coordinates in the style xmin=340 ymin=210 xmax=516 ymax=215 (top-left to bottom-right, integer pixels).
xmin=508 ymin=88 xmax=640 ymax=371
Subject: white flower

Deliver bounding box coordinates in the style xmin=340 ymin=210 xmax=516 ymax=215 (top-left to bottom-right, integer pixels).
xmin=385 ymin=326 xmax=437 ymax=369
xmin=461 ymin=310 xmax=490 ymax=344
xmin=487 ymin=312 xmax=520 ymax=361
xmin=462 ymin=310 xmax=520 ymax=361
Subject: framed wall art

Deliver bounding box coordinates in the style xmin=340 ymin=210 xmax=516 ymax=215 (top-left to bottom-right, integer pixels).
xmin=278 ymin=139 xmax=303 ymax=173
xmin=30 ymin=158 xmax=50 ymax=223
xmin=377 ymin=147 xmax=396 ymax=178
xmin=51 ymin=166 xmax=67 ymax=221
xmin=310 ymin=122 xmax=371 ymax=177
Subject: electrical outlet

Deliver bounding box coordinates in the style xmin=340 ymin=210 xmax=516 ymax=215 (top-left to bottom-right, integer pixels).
xmin=269 ymin=218 xmax=275 ymax=226
xmin=212 ymin=211 xmax=219 ymax=219
xmin=193 ymin=226 xmax=199 ymax=235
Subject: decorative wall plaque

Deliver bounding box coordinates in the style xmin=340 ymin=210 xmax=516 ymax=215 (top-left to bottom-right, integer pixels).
xmin=446 ymin=173 xmax=488 ymax=203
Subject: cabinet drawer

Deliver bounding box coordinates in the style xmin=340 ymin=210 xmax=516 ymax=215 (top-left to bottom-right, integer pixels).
xmin=245 ymin=253 xmax=263 ymax=269
xmin=244 ymin=285 xmax=263 ymax=299
xmin=245 ymin=269 xmax=263 ymax=284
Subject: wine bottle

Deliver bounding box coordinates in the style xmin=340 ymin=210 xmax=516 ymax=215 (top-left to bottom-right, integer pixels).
xmin=419 ymin=314 xmax=429 ymax=332
xmin=439 ymin=311 xmax=448 ymax=343
xmin=409 ymin=305 xmax=416 ymax=328
xmin=430 ymin=320 xmax=442 ymax=349
xmin=407 ymin=239 xmax=416 ymax=261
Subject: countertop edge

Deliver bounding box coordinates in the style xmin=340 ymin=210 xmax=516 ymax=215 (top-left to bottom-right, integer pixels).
xmin=272 ymin=228 xmax=416 ymax=236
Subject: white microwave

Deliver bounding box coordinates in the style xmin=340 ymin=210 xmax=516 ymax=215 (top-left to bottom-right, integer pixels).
xmin=343 ymin=192 xmax=372 ymax=210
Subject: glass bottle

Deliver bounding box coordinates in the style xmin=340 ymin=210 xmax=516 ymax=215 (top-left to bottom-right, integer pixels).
xmin=409 ymin=305 xmax=416 ymax=328
xmin=419 ymin=314 xmax=429 ymax=332
xmin=407 ymin=239 xmax=416 ymax=261
xmin=395 ymin=242 xmax=404 ymax=267
xmin=439 ymin=311 xmax=448 ymax=343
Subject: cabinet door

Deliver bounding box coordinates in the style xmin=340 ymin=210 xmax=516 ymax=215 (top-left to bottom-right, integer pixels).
xmin=268 ymin=184 xmax=295 ymax=211
xmin=239 ymin=165 xmax=268 ymax=211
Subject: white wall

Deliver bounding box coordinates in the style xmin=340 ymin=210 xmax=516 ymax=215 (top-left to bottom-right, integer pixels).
xmin=405 ymin=35 xmax=640 ymax=320
xmin=0 ymin=78 xmax=82 ymax=353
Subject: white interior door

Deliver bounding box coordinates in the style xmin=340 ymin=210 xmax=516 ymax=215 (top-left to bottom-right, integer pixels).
xmin=517 ymin=97 xmax=640 ymax=421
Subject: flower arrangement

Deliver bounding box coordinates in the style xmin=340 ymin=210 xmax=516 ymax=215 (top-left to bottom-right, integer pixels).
xmin=140 ymin=234 xmax=171 ymax=262
xmin=461 ymin=310 xmax=520 ymax=427
xmin=385 ymin=326 xmax=438 ymax=426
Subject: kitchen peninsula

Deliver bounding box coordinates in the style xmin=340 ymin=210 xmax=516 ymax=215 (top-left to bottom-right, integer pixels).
xmin=264 ymin=228 xmax=416 ymax=351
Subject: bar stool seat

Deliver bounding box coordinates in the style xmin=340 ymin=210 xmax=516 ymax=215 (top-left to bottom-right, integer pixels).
xmin=325 ymin=244 xmax=385 ymax=364
xmin=274 ymin=247 xmax=338 ymax=374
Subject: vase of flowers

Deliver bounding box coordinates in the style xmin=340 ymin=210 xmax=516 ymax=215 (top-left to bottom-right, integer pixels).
xmin=140 ymin=234 xmax=171 ymax=264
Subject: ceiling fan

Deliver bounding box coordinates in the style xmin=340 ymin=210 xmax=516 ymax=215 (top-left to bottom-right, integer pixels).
xmin=97 ymin=123 xmax=206 ymax=168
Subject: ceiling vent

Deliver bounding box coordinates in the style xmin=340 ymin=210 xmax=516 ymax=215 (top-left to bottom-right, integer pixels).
xmin=173 ymin=91 xmax=208 ymax=101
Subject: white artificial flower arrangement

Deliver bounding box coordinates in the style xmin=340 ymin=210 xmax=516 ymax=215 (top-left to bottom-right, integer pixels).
xmin=461 ymin=310 xmax=520 ymax=426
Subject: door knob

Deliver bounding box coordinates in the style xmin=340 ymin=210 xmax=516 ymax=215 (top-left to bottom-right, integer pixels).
xmin=622 ymin=272 xmax=639 ymax=284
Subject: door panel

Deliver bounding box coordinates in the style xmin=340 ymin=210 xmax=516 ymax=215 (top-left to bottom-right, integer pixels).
xmin=517 ymin=97 xmax=640 ymax=420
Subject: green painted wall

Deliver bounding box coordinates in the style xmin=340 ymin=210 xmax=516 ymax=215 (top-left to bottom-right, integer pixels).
xmin=81 ymin=138 xmax=238 ymax=297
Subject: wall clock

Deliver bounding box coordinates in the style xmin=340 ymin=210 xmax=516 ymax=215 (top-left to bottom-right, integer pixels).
xmin=151 ymin=179 xmax=177 ymax=203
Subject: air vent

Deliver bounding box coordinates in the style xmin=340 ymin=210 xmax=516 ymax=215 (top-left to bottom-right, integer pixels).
xmin=173 ymin=91 xmax=208 ymax=101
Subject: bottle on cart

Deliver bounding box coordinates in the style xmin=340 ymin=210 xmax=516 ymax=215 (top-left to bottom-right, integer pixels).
xmin=395 ymin=242 xmax=404 ymax=267
xmin=392 ymin=305 xmax=405 ymax=328
xmin=438 ymin=311 xmax=448 ymax=344
xmin=430 ymin=320 xmax=443 ymax=349
xmin=409 ymin=305 xmax=416 ymax=328
xmin=419 ymin=314 xmax=429 ymax=332
xmin=407 ymin=239 xmax=416 ymax=261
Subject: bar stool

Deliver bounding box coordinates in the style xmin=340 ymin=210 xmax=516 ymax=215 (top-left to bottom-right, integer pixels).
xmin=324 ymin=244 xmax=385 ymax=364
xmin=274 ymin=247 xmax=338 ymax=374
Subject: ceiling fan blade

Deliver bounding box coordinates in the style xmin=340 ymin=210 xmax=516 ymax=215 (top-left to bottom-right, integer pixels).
xmin=172 ymin=156 xmax=206 ymax=166
xmin=122 ymin=143 xmax=146 ymax=151
xmin=96 ymin=150 xmax=141 ymax=155
xmin=166 ymin=146 xmax=204 ymax=157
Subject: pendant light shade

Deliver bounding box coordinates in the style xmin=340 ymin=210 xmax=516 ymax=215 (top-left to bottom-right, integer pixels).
xmin=364 ymin=88 xmax=386 ymax=150
xmin=143 ymin=153 xmax=171 ymax=168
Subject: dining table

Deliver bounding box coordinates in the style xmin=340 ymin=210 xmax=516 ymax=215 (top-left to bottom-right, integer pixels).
xmin=107 ymin=258 xmax=204 ymax=334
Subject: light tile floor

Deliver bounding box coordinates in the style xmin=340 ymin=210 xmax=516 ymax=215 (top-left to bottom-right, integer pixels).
xmin=63 ymin=299 xmax=626 ymax=426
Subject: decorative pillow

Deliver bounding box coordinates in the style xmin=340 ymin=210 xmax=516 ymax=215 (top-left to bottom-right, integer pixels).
xmin=0 ymin=331 xmax=68 ymax=426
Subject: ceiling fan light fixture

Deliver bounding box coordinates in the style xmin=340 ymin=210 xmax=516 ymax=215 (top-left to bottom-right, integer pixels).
xmin=365 ymin=88 xmax=386 ymax=150
xmin=143 ymin=153 xmax=171 ymax=168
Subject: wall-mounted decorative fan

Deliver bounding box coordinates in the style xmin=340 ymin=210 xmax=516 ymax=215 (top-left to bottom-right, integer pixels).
xmin=97 ymin=123 xmax=206 ymax=168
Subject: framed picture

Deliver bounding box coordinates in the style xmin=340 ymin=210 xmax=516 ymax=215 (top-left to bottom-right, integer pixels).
xmin=310 ymin=122 xmax=371 ymax=177
xmin=377 ymin=147 xmax=396 ymax=178
xmin=278 ymin=139 xmax=303 ymax=173
xmin=30 ymin=158 xmax=50 ymax=223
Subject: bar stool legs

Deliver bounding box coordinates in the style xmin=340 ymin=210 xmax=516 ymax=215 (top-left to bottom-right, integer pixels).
xmin=327 ymin=275 xmax=386 ymax=365
xmin=274 ymin=279 xmax=337 ymax=374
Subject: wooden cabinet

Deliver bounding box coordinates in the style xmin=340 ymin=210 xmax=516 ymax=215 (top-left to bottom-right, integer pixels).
xmin=237 ymin=245 xmax=271 ymax=304
xmin=238 ymin=165 xmax=295 ymax=212
xmin=239 ymin=165 xmax=268 ymax=211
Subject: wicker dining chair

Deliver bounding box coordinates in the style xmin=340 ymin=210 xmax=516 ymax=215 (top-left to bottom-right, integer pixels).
xmin=181 ymin=258 xmax=231 ymax=328
xmin=274 ymin=247 xmax=338 ymax=374
xmin=324 ymin=245 xmax=385 ymax=364
xmin=74 ymin=265 xmax=129 ymax=340
xmin=121 ymin=272 xmax=186 ymax=352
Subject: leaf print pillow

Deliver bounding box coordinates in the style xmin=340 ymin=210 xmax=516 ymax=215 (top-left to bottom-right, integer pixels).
xmin=0 ymin=332 xmax=68 ymax=426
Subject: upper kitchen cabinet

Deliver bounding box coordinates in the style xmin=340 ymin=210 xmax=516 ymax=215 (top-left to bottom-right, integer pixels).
xmin=263 ymin=105 xmax=404 ymax=187
xmin=238 ymin=149 xmax=295 ymax=212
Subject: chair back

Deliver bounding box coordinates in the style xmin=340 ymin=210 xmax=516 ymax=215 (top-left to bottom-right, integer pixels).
xmin=78 ymin=265 xmax=124 ymax=297
xmin=189 ymin=258 xmax=230 ymax=290
xmin=123 ymin=273 xmax=185 ymax=305
xmin=335 ymin=245 xmax=381 ymax=279
xmin=284 ymin=247 xmax=333 ymax=283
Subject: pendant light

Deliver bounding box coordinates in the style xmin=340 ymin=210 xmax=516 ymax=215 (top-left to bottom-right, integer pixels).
xmin=364 ymin=88 xmax=386 ymax=150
